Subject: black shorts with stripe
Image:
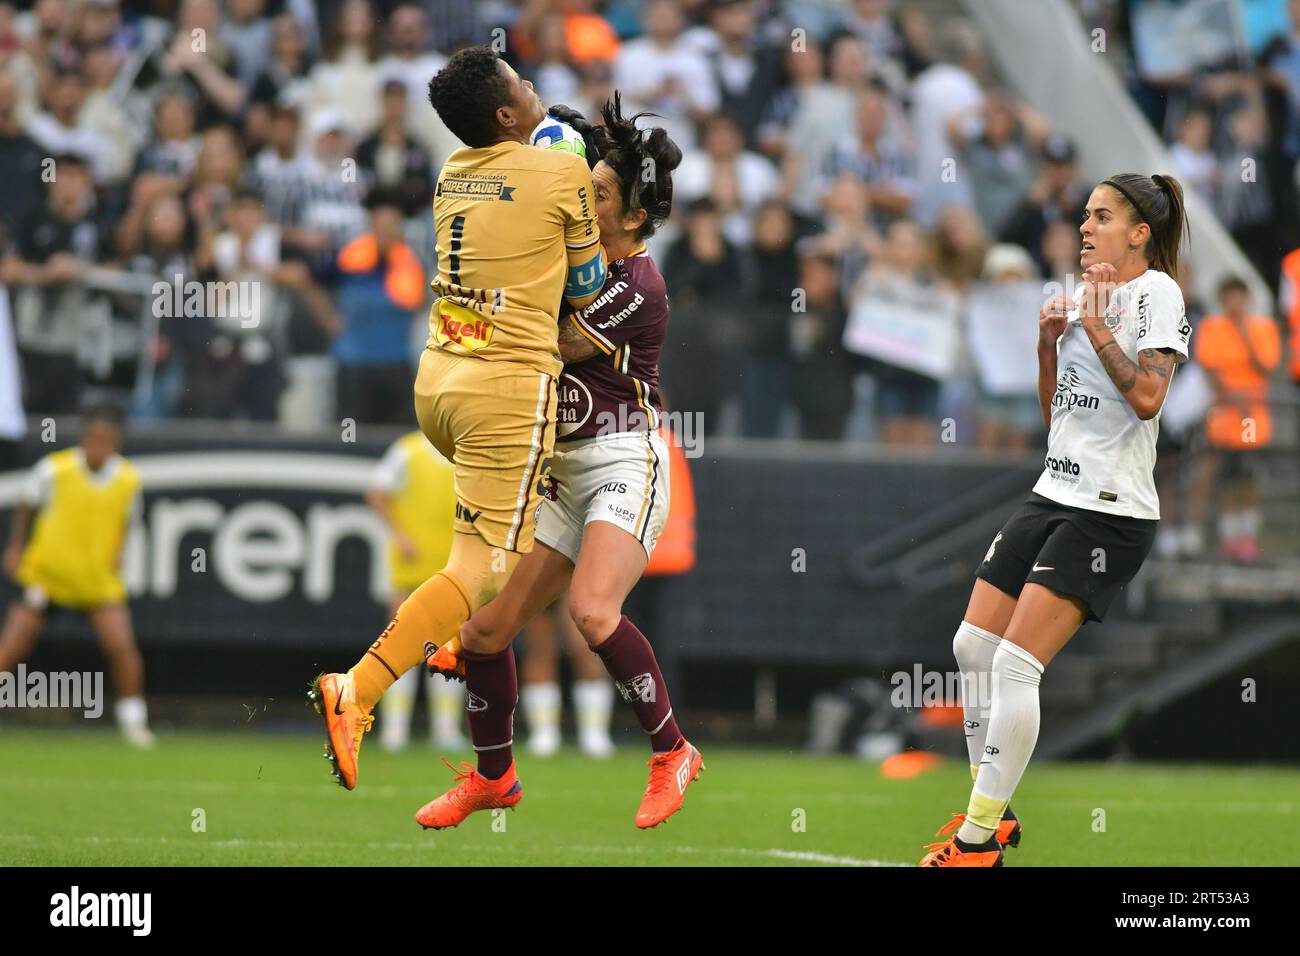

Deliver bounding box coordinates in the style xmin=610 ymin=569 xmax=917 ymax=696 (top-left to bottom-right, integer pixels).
xmin=975 ymin=492 xmax=1157 ymax=623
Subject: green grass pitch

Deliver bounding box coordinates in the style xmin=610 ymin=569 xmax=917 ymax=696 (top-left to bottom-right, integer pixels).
xmin=0 ymin=728 xmax=1295 ymax=866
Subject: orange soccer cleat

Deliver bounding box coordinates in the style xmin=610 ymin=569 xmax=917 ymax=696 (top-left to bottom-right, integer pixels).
xmin=635 ymin=738 xmax=704 ymax=829
xmin=415 ymin=758 xmax=523 ymax=830
xmin=308 ymin=672 xmax=374 ymax=790
xmin=933 ymin=809 xmax=1022 ymax=850
xmin=918 ymin=834 xmax=1004 ymax=867
xmin=426 ymin=635 xmax=466 ymax=681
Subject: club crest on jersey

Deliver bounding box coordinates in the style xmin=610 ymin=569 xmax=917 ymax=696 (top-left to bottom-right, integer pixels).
xmin=618 ymin=673 xmax=656 ymax=704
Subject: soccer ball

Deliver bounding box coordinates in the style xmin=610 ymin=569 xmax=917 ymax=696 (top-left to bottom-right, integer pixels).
xmin=531 ymin=117 xmax=587 ymax=161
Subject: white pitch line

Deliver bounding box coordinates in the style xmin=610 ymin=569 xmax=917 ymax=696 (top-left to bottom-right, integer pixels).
xmin=0 ymin=833 xmax=909 ymax=866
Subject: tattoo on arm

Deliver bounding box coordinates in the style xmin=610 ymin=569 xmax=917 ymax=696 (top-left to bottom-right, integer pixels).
xmin=1094 ymin=340 xmax=1138 ymax=392
xmin=1138 ymin=347 xmax=1176 ymax=380
xmin=557 ymin=315 xmax=600 ymax=363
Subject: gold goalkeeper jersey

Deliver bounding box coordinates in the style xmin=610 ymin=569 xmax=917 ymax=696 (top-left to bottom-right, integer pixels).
xmin=427 ymin=139 xmax=605 ymax=377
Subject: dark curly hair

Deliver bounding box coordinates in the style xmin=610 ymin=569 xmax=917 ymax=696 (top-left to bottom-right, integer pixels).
xmin=598 ymin=93 xmax=682 ymax=240
xmin=426 ymin=46 xmax=513 ymax=148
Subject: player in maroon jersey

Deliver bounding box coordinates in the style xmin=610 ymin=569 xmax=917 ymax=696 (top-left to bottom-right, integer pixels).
xmin=415 ymin=96 xmax=702 ymax=831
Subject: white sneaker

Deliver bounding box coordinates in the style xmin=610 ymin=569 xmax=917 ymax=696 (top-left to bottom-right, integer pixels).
xmin=578 ymin=731 xmax=614 ymax=758
xmin=122 ymin=726 xmax=156 ymax=749
xmin=527 ymin=729 xmax=561 ymax=757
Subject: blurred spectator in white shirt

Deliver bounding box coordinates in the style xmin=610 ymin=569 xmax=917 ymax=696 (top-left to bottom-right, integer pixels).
xmin=613 ymin=0 xmax=720 ymax=151
xmin=675 ymin=112 xmax=779 ymax=248
xmin=908 ymin=19 xmax=985 ymax=228
xmin=1169 ymin=108 xmax=1219 ymax=202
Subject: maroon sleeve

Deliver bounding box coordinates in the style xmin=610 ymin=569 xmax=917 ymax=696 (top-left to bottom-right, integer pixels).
xmin=566 ymin=262 xmax=667 ymax=355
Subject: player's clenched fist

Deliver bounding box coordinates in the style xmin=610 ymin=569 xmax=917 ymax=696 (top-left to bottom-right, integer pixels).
xmin=1080 ymin=261 xmax=1119 ymax=318
xmin=1038 ymin=295 xmax=1071 ymax=348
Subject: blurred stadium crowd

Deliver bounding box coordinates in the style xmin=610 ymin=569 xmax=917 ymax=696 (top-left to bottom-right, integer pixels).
xmin=1 ymin=0 xmax=1299 ymax=560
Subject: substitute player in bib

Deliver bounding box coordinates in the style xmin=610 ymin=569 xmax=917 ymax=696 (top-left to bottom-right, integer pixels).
xmin=310 ymin=47 xmax=605 ymax=790
xmin=0 ymin=403 xmax=154 ymax=747
xmin=920 ymin=174 xmax=1191 ymax=866
xmin=415 ymin=97 xmax=701 ymax=830
xmin=366 ymin=431 xmax=466 ymax=751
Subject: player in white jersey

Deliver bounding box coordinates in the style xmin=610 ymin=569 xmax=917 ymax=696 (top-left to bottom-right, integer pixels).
xmin=920 ymin=173 xmax=1191 ymax=866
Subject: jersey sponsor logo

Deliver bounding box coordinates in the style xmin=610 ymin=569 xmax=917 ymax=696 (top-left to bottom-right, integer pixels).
xmin=579 ymin=279 xmax=629 ymax=319
xmin=435 ymin=309 xmax=495 ymax=352
xmin=1044 ymin=454 xmax=1082 ymax=482
xmin=593 ymin=481 xmax=628 ymax=496
xmin=436 ymin=176 xmax=515 ymax=201
xmin=1053 ymin=365 xmax=1100 ymax=411
xmin=577 ymin=185 xmax=592 ymax=237
xmin=596 ymin=291 xmax=645 ymax=330
xmin=1135 ymin=290 xmax=1151 ymax=339
xmin=556 ymin=374 xmax=593 ymax=438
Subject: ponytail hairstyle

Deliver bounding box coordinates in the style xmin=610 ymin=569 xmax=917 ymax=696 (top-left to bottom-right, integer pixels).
xmin=1099 ymin=172 xmax=1189 ymax=280
xmin=598 ymin=92 xmax=683 ymax=240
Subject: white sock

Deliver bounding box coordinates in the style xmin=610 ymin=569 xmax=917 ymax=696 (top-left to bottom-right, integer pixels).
xmin=522 ymin=681 xmax=561 ymax=740
xmin=380 ymin=668 xmax=417 ymax=749
xmin=114 ymin=696 xmax=148 ymax=732
xmin=573 ymin=679 xmax=614 ymax=738
xmin=958 ymin=640 xmax=1044 ymax=844
xmin=427 ymin=672 xmax=465 ymax=744
xmin=952 ymin=621 xmax=1002 ymax=779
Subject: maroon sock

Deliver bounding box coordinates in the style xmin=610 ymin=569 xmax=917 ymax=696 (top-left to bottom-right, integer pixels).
xmin=593 ymin=615 xmax=681 ymax=752
xmin=463 ymin=646 xmax=517 ymax=780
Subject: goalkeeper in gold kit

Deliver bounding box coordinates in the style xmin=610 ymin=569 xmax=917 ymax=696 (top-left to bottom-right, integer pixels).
xmin=311 ymin=47 xmax=606 ymax=802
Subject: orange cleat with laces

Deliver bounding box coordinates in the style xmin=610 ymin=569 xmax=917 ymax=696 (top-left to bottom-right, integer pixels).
xmin=934 ymin=809 xmax=1022 ymax=849
xmin=415 ymin=758 xmax=523 ymax=830
xmin=635 ymin=738 xmax=704 ymax=829
xmin=918 ymin=833 xmax=1004 ymax=867
xmin=426 ymin=635 xmax=466 ymax=681
xmin=308 ymin=672 xmax=373 ymax=790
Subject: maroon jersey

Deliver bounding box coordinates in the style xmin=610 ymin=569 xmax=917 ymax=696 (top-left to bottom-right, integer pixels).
xmin=557 ymin=247 xmax=668 ymax=442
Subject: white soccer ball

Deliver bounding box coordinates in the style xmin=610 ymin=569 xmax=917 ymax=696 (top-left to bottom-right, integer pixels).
xmin=530 ymin=116 xmax=587 ymax=161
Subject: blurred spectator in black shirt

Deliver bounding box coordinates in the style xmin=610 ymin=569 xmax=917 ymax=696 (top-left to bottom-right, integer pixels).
xmin=699 ymin=0 xmax=785 ymax=148
xmin=740 ymin=200 xmax=799 ymax=438
xmin=0 ymin=72 xmax=44 ymax=247
xmin=790 ymin=246 xmax=852 ymax=441
xmin=0 ymin=155 xmax=108 ymax=415
xmin=357 ymin=79 xmax=434 ymax=217
xmin=662 ymin=198 xmax=747 ymax=435
xmin=999 ymin=134 xmax=1087 ymax=275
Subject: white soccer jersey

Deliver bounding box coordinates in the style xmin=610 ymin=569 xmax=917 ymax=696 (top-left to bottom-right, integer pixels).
xmin=1031 ymin=269 xmax=1191 ymax=520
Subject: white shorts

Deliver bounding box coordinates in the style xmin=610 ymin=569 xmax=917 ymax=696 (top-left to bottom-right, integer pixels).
xmin=535 ymin=430 xmax=671 ymax=564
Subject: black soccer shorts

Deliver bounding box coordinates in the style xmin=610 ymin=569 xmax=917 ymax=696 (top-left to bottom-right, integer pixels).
xmin=975 ymin=492 xmax=1158 ymax=623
